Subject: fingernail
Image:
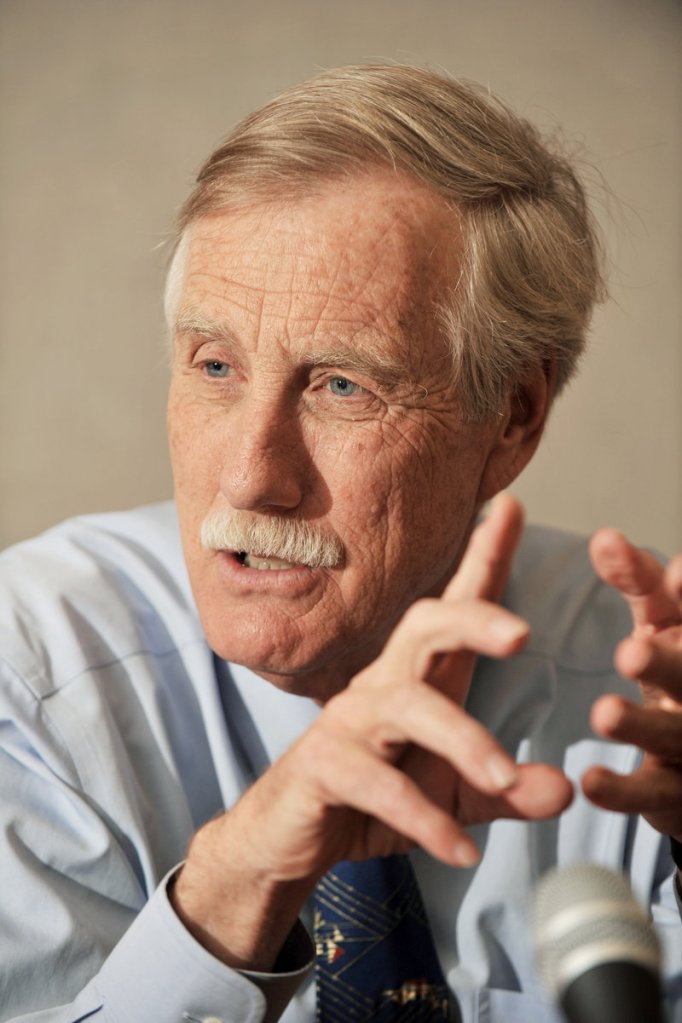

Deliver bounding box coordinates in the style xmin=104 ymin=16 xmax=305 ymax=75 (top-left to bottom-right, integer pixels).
xmin=489 ymin=616 xmax=528 ymax=643
xmin=487 ymin=752 xmax=519 ymax=790
xmin=453 ymin=840 xmax=480 ymax=868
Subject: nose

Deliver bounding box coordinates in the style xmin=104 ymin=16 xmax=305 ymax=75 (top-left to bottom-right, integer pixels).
xmin=220 ymin=395 xmax=306 ymax=513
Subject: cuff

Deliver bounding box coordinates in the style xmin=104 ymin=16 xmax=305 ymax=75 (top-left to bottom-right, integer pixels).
xmin=240 ymin=920 xmax=314 ymax=1023
xmin=94 ymin=868 xmax=312 ymax=1023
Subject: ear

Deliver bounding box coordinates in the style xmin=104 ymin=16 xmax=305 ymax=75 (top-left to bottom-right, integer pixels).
xmin=477 ymin=360 xmax=556 ymax=502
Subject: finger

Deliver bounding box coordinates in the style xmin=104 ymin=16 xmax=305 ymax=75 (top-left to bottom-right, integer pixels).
xmin=582 ymin=762 xmax=682 ymax=817
xmin=591 ymin=693 xmax=682 ymax=760
xmin=663 ymin=554 xmax=682 ymax=607
xmin=321 ymin=735 xmax=480 ymax=867
xmin=461 ymin=763 xmax=574 ymax=825
xmin=590 ymin=529 xmax=679 ymax=631
xmin=328 ymin=678 xmax=520 ymax=794
xmin=444 ymin=492 xmax=524 ymax=604
xmin=380 ymin=596 xmax=529 ymax=683
xmin=614 ymin=636 xmax=682 ymax=698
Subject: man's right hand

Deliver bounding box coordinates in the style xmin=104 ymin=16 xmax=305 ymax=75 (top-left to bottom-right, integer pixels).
xmin=171 ymin=494 xmax=573 ymax=972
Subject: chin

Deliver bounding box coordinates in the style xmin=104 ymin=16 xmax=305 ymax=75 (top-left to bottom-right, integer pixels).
xmin=204 ymin=618 xmax=378 ymax=704
xmin=246 ymin=664 xmax=349 ymax=704
xmin=192 ymin=564 xmax=404 ymax=701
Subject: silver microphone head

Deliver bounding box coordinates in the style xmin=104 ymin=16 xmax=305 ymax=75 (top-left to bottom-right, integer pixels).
xmin=533 ymin=862 xmax=661 ymax=997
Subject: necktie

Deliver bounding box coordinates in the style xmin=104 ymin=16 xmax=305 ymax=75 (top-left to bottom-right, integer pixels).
xmin=314 ymin=854 xmax=454 ymax=1022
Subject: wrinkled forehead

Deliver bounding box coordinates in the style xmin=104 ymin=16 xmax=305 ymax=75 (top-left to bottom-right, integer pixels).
xmin=165 ymin=173 xmax=462 ymax=341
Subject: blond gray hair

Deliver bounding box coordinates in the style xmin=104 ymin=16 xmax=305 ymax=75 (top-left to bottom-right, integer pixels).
xmin=172 ymin=64 xmax=606 ymax=419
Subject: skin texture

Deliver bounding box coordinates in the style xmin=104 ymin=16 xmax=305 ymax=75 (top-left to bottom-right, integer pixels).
xmin=165 ymin=170 xmax=682 ymax=974
xmin=167 ymin=172 xmax=547 ymax=701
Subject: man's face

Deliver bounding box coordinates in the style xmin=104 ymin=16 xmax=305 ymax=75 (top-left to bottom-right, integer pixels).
xmin=167 ymin=171 xmax=506 ymax=700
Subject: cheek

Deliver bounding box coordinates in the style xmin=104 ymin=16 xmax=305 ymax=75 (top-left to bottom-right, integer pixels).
xmin=364 ymin=426 xmax=484 ymax=571
xmin=315 ymin=429 xmax=430 ymax=588
xmin=167 ymin=396 xmax=221 ymax=512
xmin=167 ymin=387 xmax=195 ymax=462
xmin=312 ymin=427 xmax=398 ymax=529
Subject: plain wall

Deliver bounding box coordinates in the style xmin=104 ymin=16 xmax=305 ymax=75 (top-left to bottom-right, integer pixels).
xmin=1 ymin=0 xmax=680 ymax=553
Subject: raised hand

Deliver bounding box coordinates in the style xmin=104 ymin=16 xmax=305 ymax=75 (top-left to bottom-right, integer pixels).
xmin=584 ymin=530 xmax=682 ymax=841
xmin=172 ymin=494 xmax=573 ymax=970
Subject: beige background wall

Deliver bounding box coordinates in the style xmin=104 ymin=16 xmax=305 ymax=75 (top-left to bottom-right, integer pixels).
xmin=1 ymin=0 xmax=680 ymax=553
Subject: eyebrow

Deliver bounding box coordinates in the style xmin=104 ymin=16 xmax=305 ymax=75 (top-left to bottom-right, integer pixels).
xmin=173 ymin=311 xmax=409 ymax=389
xmin=173 ymin=312 xmax=238 ymax=347
xmin=305 ymin=345 xmax=406 ymax=388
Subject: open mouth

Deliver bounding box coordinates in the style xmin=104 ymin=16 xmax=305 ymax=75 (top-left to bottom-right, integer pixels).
xmin=235 ymin=551 xmax=301 ymax=571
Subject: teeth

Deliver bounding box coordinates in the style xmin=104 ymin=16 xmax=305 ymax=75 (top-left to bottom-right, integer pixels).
xmin=242 ymin=553 xmax=297 ymax=570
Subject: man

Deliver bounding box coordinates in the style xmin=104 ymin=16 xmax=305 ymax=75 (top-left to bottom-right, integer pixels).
xmin=0 ymin=64 xmax=681 ymax=1022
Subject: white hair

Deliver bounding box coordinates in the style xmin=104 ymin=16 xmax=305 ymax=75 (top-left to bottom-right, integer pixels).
xmin=167 ymin=64 xmax=606 ymax=420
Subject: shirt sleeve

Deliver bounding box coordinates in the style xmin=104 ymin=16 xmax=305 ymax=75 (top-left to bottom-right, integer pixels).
xmin=94 ymin=870 xmax=313 ymax=1023
xmin=0 ymin=661 xmax=313 ymax=1023
xmin=6 ymin=871 xmax=313 ymax=1023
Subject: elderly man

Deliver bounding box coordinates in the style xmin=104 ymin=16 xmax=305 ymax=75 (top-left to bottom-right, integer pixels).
xmin=1 ymin=65 xmax=681 ymax=1023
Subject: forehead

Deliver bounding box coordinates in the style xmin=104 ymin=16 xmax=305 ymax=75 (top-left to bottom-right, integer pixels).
xmin=171 ymin=172 xmax=462 ymax=361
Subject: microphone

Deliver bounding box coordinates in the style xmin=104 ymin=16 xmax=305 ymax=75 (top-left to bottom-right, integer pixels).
xmin=533 ymin=862 xmax=664 ymax=1023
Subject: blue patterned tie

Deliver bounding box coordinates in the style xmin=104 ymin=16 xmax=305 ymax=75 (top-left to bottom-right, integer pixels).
xmin=314 ymin=855 xmax=454 ymax=1022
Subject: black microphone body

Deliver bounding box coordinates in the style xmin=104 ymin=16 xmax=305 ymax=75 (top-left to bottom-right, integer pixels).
xmin=533 ymin=863 xmax=665 ymax=1023
xmin=561 ymin=958 xmax=663 ymax=1023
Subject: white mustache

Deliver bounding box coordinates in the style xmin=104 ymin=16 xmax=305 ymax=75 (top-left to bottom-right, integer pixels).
xmin=200 ymin=509 xmax=344 ymax=569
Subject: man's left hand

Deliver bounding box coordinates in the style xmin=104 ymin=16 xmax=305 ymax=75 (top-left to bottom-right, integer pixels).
xmin=584 ymin=530 xmax=682 ymax=841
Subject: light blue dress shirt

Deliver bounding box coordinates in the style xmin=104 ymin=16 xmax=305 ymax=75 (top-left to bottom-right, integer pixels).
xmin=0 ymin=502 xmax=680 ymax=1022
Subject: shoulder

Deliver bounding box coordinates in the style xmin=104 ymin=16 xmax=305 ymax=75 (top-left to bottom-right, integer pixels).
xmin=0 ymin=502 xmax=203 ymax=698
xmin=0 ymin=505 xmax=217 ymax=903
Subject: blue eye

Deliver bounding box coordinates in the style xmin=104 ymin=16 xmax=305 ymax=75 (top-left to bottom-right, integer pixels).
xmin=329 ymin=376 xmax=360 ymax=397
xmin=205 ymin=360 xmax=230 ymax=378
